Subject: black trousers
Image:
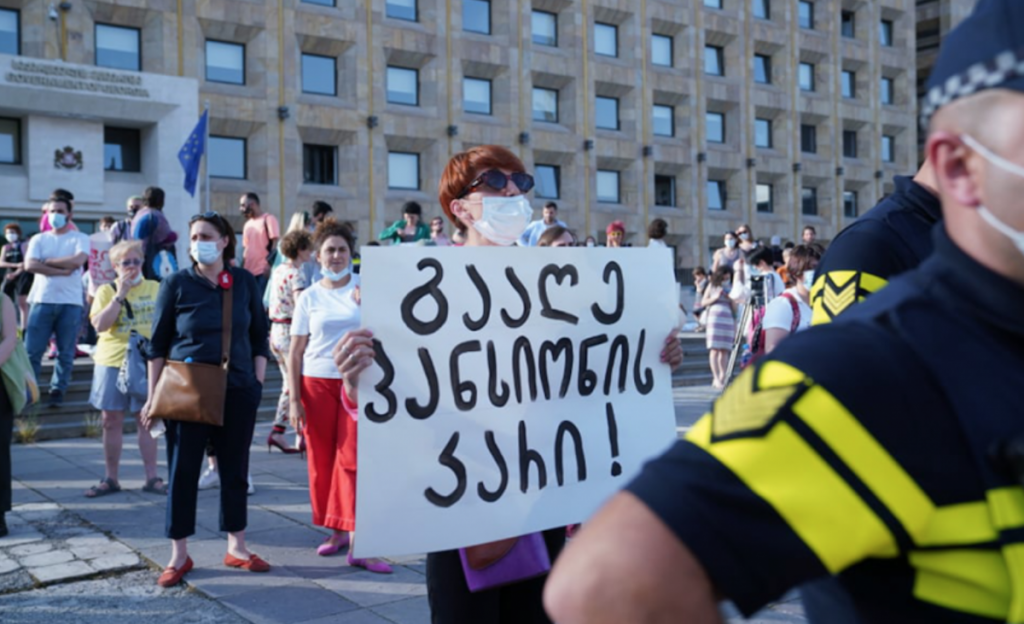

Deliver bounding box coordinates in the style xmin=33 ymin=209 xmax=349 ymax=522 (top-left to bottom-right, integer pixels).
xmin=426 ymin=528 xmax=566 ymax=624
xmin=164 ymin=382 xmax=260 ymax=539
xmin=0 ymin=381 xmax=12 ymax=513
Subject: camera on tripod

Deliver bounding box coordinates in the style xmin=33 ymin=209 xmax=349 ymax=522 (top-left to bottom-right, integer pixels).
xmin=750 ymin=274 xmax=766 ymax=308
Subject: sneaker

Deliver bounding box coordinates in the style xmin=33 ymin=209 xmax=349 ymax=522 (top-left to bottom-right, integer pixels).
xmin=47 ymin=390 xmax=63 ymax=408
xmin=247 ymin=473 xmax=255 ymax=496
xmin=198 ymin=466 xmax=220 ymax=490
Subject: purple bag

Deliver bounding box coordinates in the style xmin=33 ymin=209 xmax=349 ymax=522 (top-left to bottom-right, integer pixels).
xmin=458 ymin=532 xmax=552 ymax=593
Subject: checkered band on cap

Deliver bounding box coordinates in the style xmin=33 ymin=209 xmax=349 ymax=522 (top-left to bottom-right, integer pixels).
xmin=920 ymin=47 xmax=1024 ymax=129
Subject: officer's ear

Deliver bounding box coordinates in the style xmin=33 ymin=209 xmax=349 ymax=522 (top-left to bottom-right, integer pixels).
xmin=928 ymin=132 xmax=983 ymax=209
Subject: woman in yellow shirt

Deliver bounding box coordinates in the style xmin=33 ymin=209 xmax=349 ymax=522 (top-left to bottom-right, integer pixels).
xmin=85 ymin=240 xmax=163 ymax=497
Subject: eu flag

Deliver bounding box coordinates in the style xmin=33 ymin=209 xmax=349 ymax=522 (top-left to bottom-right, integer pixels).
xmin=178 ymin=110 xmax=208 ymax=198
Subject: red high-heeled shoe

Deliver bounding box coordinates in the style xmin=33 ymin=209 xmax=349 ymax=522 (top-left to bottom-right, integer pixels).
xmin=267 ymin=433 xmax=300 ymax=454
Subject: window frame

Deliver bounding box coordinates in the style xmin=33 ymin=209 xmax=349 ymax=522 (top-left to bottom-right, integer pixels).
xmin=301 ymin=0 xmax=336 ymax=6
xmin=881 ymin=76 xmax=894 ymax=105
xmin=596 ymin=169 xmax=621 ymax=204
xmin=595 ymin=22 xmax=618 ymax=57
xmin=880 ymin=19 xmax=894 ymax=47
xmin=841 ymin=11 xmax=856 ymax=38
xmin=707 ymin=179 xmax=726 ymax=211
xmin=463 ymin=0 xmax=492 ymax=35
xmin=302 ymin=143 xmax=338 ymax=186
xmin=653 ymin=104 xmax=675 ymax=138
xmin=703 ymin=0 xmax=723 ymax=8
xmin=535 ymin=164 xmax=561 ymax=199
xmin=205 ymin=39 xmax=246 ymax=85
xmin=532 ymin=87 xmax=559 ymax=123
xmin=0 ymin=8 xmax=21 ymax=56
xmin=651 ymin=34 xmax=673 ymax=67
xmin=95 ymin=23 xmax=142 ymax=72
xmin=385 ymin=0 xmax=418 ymax=22
xmin=801 ymin=186 xmax=818 ymax=216
xmin=843 ymin=190 xmax=859 ymax=218
xmin=386 ymin=65 xmax=420 ymax=106
xmin=595 ymin=95 xmax=620 ymax=131
xmin=0 ymin=117 xmax=23 ymax=165
xmin=388 ymin=151 xmax=421 ymax=190
xmin=706 ymin=111 xmax=725 ymax=144
xmin=799 ymin=62 xmax=815 ymax=92
xmin=301 ymin=53 xmax=337 ymax=96
xmin=842 ymin=130 xmax=858 ymax=158
xmin=754 ymin=117 xmax=772 ymax=148
xmin=756 ymin=183 xmax=774 ymax=213
xmin=103 ymin=126 xmax=142 ymax=173
xmin=463 ymin=76 xmax=493 ymax=115
xmin=881 ymin=135 xmax=895 ymax=162
xmin=532 ymin=10 xmax=557 ymax=47
xmin=798 ymin=1 xmax=814 ymax=29
xmin=754 ymin=54 xmax=772 ymax=84
xmin=753 ymin=0 xmax=770 ymax=20
xmin=800 ymin=124 xmax=817 ymax=154
xmin=208 ymin=135 xmax=247 ymax=180
xmin=841 ymin=70 xmax=856 ymax=99
xmin=704 ymin=44 xmax=724 ymax=76
xmin=654 ymin=174 xmax=676 ymax=207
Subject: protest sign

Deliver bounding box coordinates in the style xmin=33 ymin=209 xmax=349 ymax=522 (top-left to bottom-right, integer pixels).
xmin=354 ymin=246 xmax=679 ymax=558
xmin=88 ymin=231 xmax=115 ymax=296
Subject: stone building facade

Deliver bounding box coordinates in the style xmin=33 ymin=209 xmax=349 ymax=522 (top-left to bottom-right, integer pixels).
xmin=0 ymin=0 xmax=919 ymax=270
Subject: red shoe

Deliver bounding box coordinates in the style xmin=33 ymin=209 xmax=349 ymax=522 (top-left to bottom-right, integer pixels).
xmin=224 ymin=552 xmax=270 ymax=572
xmin=157 ymin=556 xmax=193 ymax=587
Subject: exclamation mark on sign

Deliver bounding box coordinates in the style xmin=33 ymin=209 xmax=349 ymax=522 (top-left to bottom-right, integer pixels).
xmin=606 ymin=403 xmax=622 ymax=477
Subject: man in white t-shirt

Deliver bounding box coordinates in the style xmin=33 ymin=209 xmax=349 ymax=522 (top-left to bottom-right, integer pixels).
xmin=25 ymin=196 xmax=91 ymax=407
xmin=518 ymin=201 xmax=567 ymax=247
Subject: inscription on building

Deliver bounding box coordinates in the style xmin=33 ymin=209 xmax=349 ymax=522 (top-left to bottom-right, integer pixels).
xmin=4 ymin=61 xmax=151 ymax=98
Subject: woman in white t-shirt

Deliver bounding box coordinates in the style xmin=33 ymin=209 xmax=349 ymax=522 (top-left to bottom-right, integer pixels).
xmin=288 ymin=219 xmax=391 ymax=574
xmin=762 ymin=244 xmax=821 ymax=354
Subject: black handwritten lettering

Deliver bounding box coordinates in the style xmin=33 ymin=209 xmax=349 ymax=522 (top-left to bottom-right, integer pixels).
xmin=604 ymin=335 xmax=629 ymax=395
xmin=486 ymin=341 xmax=510 ymax=407
xmin=400 ymin=258 xmax=449 ymax=336
xmin=539 ymin=338 xmax=574 ymax=400
xmin=578 ymin=335 xmax=609 ymax=396
xmin=538 ymin=264 xmax=580 ymax=325
xmin=450 ymin=340 xmax=482 ymax=411
xmin=519 ymin=421 xmax=548 ymax=493
xmin=478 ymin=430 xmax=509 ymax=503
xmin=591 ymin=261 xmax=624 ymax=325
xmin=424 ymin=432 xmax=468 ymax=507
xmin=555 ymin=421 xmax=587 ymax=486
xmin=512 ymin=336 xmax=538 ymax=403
xmin=406 ymin=347 xmax=439 ymax=419
xmin=463 ymin=264 xmax=491 ymax=331
xmin=364 ymin=339 xmax=397 ymax=423
xmin=633 ymin=329 xmax=655 ymax=395
xmin=606 ymin=403 xmax=622 ymax=477
xmin=500 ymin=268 xmax=531 ymax=328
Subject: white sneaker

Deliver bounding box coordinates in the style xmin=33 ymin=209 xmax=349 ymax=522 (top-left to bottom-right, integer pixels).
xmin=247 ymin=472 xmax=255 ymax=496
xmin=198 ymin=466 xmax=220 ymax=490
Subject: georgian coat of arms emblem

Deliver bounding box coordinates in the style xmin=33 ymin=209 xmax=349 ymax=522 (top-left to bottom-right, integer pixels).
xmin=54 ymin=146 xmax=83 ymax=170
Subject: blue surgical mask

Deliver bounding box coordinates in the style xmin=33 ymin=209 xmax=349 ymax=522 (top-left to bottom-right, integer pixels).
xmin=48 ymin=213 xmax=67 ymax=230
xmin=322 ymin=266 xmax=351 ymax=282
xmin=190 ymin=240 xmax=222 ymax=265
xmin=803 ymin=270 xmax=816 ymax=292
xmin=725 ymin=239 xmax=737 ymax=249
xmin=472 ymin=196 xmax=532 ymax=246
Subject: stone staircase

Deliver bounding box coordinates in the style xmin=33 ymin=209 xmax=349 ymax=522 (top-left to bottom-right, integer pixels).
xmin=672 ymin=333 xmax=713 ymax=387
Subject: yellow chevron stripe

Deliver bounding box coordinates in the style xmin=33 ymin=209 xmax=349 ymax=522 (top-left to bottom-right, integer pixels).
xmin=710 ymin=367 xmax=800 ymax=438
xmin=822 ymin=280 xmax=857 ymax=315
xmin=910 ymin=550 xmax=1010 ymax=620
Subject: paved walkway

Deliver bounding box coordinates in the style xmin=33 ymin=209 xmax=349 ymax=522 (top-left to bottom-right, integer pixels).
xmin=1 ymin=386 xmax=805 ymax=623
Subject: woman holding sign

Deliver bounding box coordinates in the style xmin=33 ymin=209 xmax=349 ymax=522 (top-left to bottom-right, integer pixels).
xmin=288 ymin=219 xmax=392 ymax=574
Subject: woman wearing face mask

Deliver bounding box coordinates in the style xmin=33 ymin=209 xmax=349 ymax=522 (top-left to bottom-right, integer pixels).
xmin=735 ymin=223 xmax=758 ymax=254
xmin=85 ymin=241 xmax=164 ymax=498
xmin=1 ymin=224 xmax=32 ymax=331
xmin=762 ymin=244 xmax=821 ymax=354
xmin=142 ymin=212 xmax=271 ymax=587
xmin=711 ymin=231 xmax=742 ymax=272
xmin=288 ymin=219 xmax=391 ymax=573
xmin=702 ymin=265 xmax=736 ymax=390
xmin=583 ymin=235 xmax=598 ymax=247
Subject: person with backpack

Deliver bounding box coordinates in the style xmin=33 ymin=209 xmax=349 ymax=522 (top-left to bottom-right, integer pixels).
xmin=760 ymin=244 xmax=821 ymax=355
xmin=131 ymin=187 xmax=179 ymax=281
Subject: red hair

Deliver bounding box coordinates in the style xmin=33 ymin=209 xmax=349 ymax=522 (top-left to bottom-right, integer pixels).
xmin=606 ymin=220 xmax=626 ymax=235
xmin=438 ymin=145 xmax=525 ymax=231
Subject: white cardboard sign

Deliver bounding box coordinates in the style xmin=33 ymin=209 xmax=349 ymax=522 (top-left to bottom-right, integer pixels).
xmin=354 ymin=247 xmax=678 ymax=558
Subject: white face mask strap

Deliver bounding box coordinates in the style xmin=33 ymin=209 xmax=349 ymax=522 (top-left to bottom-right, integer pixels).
xmin=962 ymin=134 xmax=1024 ymax=179
xmin=978 ymin=205 xmax=1024 ymax=241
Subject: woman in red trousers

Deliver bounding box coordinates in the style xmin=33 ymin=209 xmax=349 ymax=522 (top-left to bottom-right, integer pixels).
xmin=288 ymin=219 xmax=391 ymax=573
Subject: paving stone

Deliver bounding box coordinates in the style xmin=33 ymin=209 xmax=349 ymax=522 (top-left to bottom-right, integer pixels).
xmin=70 ymin=540 xmax=133 ymax=560
xmin=217 ymin=580 xmax=360 ymax=624
xmin=8 ymin=541 xmax=53 ymax=557
xmin=0 ymin=527 xmax=46 ymax=547
xmin=87 ymin=553 xmax=140 ymax=572
xmin=0 ymin=557 xmax=19 ymax=574
xmin=29 ymin=559 xmax=93 ymax=583
xmin=20 ymin=549 xmax=75 ymax=568
xmin=370 ymin=595 xmax=430 ymax=624
xmin=314 ymin=566 xmax=427 ymax=608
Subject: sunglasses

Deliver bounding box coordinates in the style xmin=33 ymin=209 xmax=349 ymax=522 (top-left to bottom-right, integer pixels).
xmin=458 ymin=170 xmax=534 ymax=199
xmin=190 ymin=211 xmax=224 ymax=224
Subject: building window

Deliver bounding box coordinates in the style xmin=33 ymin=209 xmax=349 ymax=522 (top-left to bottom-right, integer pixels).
xmin=596 ymin=170 xmax=620 ymax=203
xmin=206 ymin=40 xmax=245 ymax=85
xmin=707 ymin=180 xmax=726 ymax=210
xmin=704 ymin=45 xmax=724 ymax=76
xmin=532 ymin=87 xmax=558 ymax=122
xmin=651 ymin=34 xmax=673 ymax=67
xmin=801 ymin=187 xmax=818 ymax=216
xmin=881 ymin=135 xmax=895 ymax=162
xmin=595 ymin=22 xmax=617 ymax=57
xmin=96 ymin=24 xmax=140 ymax=71
xmin=843 ymin=190 xmax=858 ymax=218
xmin=842 ymin=130 xmax=857 ymax=158
xmin=535 ymin=164 xmax=560 ymax=199
xmin=532 ymin=11 xmax=557 ymax=46
xmin=754 ymin=54 xmax=771 ymax=84
xmin=208 ymin=136 xmax=246 ymax=179
xmin=880 ymin=19 xmax=894 ymax=46
xmin=841 ymin=70 xmax=855 ymax=98
xmin=754 ymin=118 xmax=772 ymax=148
xmin=463 ymin=77 xmax=492 ymax=115
xmin=753 ymin=0 xmax=770 ymax=20
xmin=302 ymin=0 xmax=335 ymax=6
xmin=655 ymin=175 xmax=676 ymax=207
xmin=801 ymin=124 xmax=817 ymax=154
xmin=387 ymin=66 xmax=419 ymax=106
xmin=386 ymin=0 xmax=417 ymax=21
xmin=0 ymin=118 xmax=22 ymax=165
xmin=464 ymin=0 xmax=491 ymax=34
xmin=704 ymin=0 xmax=723 ymax=8
xmin=706 ymin=111 xmax=724 ymax=143
xmin=798 ymin=1 xmax=814 ymax=29
xmin=388 ymin=152 xmax=420 ymax=189
xmin=103 ymin=127 xmax=141 ymax=172
xmin=756 ymin=183 xmax=773 ymax=213
xmin=0 ymin=8 xmax=19 ymax=56
xmin=841 ymin=11 xmax=855 ymax=38
xmin=799 ymin=62 xmax=815 ymax=91
xmin=596 ymin=96 xmax=620 ymax=130
xmin=881 ymin=76 xmax=894 ymax=105
xmin=653 ymin=105 xmax=674 ymax=137
xmin=301 ymin=53 xmax=336 ymax=95
xmin=303 ymin=144 xmax=337 ymax=185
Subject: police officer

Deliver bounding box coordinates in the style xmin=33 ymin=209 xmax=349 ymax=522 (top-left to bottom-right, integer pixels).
xmin=544 ymin=2 xmax=1024 ymax=622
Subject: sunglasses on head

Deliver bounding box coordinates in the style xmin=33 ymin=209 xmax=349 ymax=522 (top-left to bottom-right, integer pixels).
xmin=458 ymin=170 xmax=534 ymax=199
xmin=190 ymin=211 xmax=224 ymax=224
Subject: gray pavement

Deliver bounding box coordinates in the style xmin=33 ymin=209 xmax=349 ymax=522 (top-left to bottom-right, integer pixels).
xmin=1 ymin=385 xmax=805 ymax=623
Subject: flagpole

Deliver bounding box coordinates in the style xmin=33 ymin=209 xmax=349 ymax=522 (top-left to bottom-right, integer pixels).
xmin=203 ymin=100 xmax=211 ymax=215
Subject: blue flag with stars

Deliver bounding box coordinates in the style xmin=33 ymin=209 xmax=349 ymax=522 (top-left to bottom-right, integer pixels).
xmin=178 ymin=110 xmax=208 ymax=198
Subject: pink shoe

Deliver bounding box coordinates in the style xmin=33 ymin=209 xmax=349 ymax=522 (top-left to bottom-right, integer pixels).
xmin=347 ymin=551 xmax=393 ymax=574
xmin=317 ymin=532 xmax=350 ymax=556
